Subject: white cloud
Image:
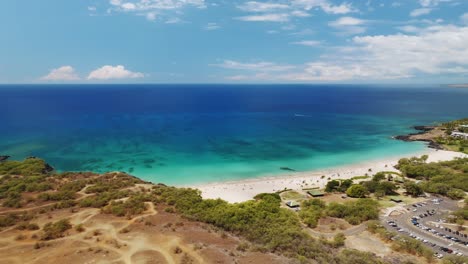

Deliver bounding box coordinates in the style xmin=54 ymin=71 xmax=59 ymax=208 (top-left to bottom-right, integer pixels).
xmin=397 ymin=25 xmax=420 ymax=33
xmin=41 ymin=66 xmax=80 ymax=81
xmin=419 ymin=0 xmax=452 ymax=7
xmin=292 ymin=0 xmax=355 ymax=14
xmin=87 ymin=65 xmax=144 ymax=80
xmin=329 ymin=16 xmax=367 ymax=35
xmin=410 ymin=8 xmax=432 ymax=17
xmin=216 ymin=60 xmax=296 ymax=72
xmin=237 ymin=2 xmax=290 ymax=12
xmin=291 ymin=40 xmax=321 ymax=46
xmin=329 ymin=16 xmax=365 ymax=26
xmin=236 ymin=0 xmax=355 ymax=24
xmin=146 ymin=12 xmax=157 ymax=21
xmin=108 ymin=0 xmax=205 ymax=22
xmin=165 ymin=17 xmax=184 ymax=24
xmin=88 ymin=6 xmax=97 ymax=11
xmin=461 ymin=13 xmax=468 ymax=25
xmin=109 ymin=0 xmax=205 ymax=10
xmin=237 ymin=13 xmax=290 ymax=22
xmin=204 ymin=22 xmax=220 ymax=30
xmin=291 ymin=10 xmax=310 ymax=17
xmin=219 ymin=25 xmax=468 ymax=81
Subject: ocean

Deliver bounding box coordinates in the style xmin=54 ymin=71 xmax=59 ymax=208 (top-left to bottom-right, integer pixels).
xmin=1 ymin=84 xmax=467 ymax=185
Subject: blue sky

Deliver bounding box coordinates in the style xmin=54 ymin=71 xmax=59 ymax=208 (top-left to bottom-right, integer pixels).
xmin=1 ymin=0 xmax=468 ymax=83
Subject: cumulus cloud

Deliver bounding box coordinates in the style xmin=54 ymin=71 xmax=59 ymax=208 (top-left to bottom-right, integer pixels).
xmin=218 ymin=25 xmax=468 ymax=81
xmin=41 ymin=66 xmax=80 ymax=81
xmin=87 ymin=65 xmax=144 ymax=80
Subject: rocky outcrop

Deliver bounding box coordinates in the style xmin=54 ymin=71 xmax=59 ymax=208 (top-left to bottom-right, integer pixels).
xmin=394 ymin=126 xmax=444 ymax=150
xmin=0 ymin=155 xmax=10 ymax=162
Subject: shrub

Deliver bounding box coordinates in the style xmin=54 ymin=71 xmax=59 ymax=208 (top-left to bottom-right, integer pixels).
xmin=346 ymin=185 xmax=369 ymax=198
xmin=41 ymin=219 xmax=72 ymax=240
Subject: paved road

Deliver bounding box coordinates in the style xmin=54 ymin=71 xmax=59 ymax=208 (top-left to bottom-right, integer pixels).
xmin=382 ymin=198 xmax=467 ymax=257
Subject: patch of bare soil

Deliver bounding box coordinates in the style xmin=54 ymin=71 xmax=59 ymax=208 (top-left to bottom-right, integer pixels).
xmin=314 ymin=217 xmax=351 ymax=233
xmin=345 ymin=231 xmax=391 ymax=257
xmin=0 ymin=203 xmax=292 ymax=264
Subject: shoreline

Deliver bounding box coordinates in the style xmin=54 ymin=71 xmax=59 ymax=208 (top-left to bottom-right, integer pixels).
xmin=191 ymin=148 xmax=467 ymax=203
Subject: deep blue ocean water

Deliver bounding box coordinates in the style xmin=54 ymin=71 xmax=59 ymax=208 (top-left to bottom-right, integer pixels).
xmin=1 ymin=84 xmax=467 ymax=185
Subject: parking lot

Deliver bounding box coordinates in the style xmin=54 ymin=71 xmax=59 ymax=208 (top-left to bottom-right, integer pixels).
xmin=382 ymin=197 xmax=467 ymax=259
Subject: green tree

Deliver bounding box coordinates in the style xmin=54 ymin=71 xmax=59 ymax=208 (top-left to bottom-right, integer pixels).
xmin=339 ymin=179 xmax=353 ymax=192
xmin=376 ymin=182 xmax=397 ymax=195
xmin=325 ymin=180 xmax=340 ymax=192
xmin=332 ymin=233 xmax=346 ymax=248
xmin=404 ymin=182 xmax=424 ymax=197
xmin=372 ymin=172 xmax=386 ymax=182
xmin=346 ymin=185 xmax=369 ymax=198
xmin=447 ymin=189 xmax=466 ymax=200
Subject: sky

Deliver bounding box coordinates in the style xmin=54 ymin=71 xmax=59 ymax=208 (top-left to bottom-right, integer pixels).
xmin=1 ymin=0 xmax=468 ymax=84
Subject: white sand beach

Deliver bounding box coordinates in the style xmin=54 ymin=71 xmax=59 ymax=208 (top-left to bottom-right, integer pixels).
xmin=193 ymin=149 xmax=467 ymax=203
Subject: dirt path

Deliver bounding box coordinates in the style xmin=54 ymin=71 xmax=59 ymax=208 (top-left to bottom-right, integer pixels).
xmin=305 ymin=223 xmax=367 ymax=239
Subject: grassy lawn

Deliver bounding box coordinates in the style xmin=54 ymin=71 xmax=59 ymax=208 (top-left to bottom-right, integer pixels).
xmin=280 ymin=190 xmax=307 ymax=201
xmin=377 ymin=194 xmax=424 ymax=208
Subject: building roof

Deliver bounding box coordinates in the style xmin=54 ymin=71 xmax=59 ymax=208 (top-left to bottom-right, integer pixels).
xmin=307 ymin=190 xmax=325 ymax=196
xmin=452 ymin=132 xmax=468 ymax=137
xmin=285 ymin=201 xmax=300 ymax=207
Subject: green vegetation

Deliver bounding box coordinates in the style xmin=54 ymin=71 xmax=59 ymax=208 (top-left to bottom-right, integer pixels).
xmin=404 ymin=181 xmax=424 ymax=197
xmin=299 ymin=198 xmax=379 ymax=226
xmin=299 ymin=199 xmax=326 ymax=227
xmin=41 ymin=219 xmax=72 ymax=240
xmin=335 ymin=249 xmax=385 ymax=264
xmin=326 ymin=199 xmax=379 ymax=225
xmin=0 ymin=157 xmax=53 ymax=176
xmin=102 ymin=194 xmax=149 ymax=217
xmin=367 ymin=221 xmax=433 ymax=262
xmin=397 ymin=156 xmax=468 ymax=199
xmin=448 ymin=198 xmax=467 ymax=226
xmin=346 ymin=185 xmax=369 ymax=198
xmin=16 ymin=222 xmax=40 ymax=231
xmin=0 ymin=213 xmax=34 ymax=228
xmin=442 ymin=255 xmax=468 ymax=264
xmin=361 ymin=172 xmax=398 ymax=197
xmin=325 ymin=179 xmax=353 ymax=193
xmin=0 ymin=156 xmax=430 ymax=263
xmin=435 ymin=118 xmax=468 ymax=154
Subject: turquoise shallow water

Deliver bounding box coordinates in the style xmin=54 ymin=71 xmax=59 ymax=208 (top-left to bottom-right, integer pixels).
xmin=0 ymin=84 xmax=466 ymax=185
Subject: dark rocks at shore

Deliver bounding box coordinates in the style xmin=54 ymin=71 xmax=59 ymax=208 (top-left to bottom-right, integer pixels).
xmin=413 ymin=126 xmax=436 ymax=132
xmin=280 ymin=167 xmax=296 ymax=172
xmin=43 ymin=163 xmax=55 ymax=174
xmin=0 ymin=155 xmax=10 ymax=162
xmin=393 ymin=125 xmax=444 ymax=150
xmin=394 ymin=126 xmax=436 ymax=141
